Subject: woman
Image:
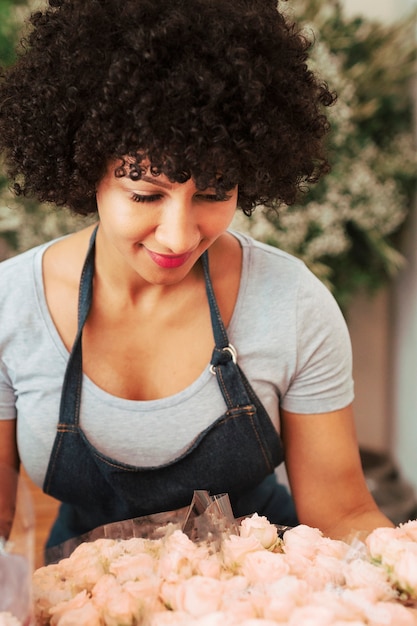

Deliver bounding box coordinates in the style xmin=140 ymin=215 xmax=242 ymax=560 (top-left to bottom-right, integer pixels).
xmin=0 ymin=0 xmax=392 ymax=549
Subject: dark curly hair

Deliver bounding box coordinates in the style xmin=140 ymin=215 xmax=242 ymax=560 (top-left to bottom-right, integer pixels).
xmin=0 ymin=0 xmax=336 ymax=216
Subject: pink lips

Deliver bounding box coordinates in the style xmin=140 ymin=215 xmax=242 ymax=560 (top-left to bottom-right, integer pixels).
xmin=145 ymin=248 xmax=193 ymax=269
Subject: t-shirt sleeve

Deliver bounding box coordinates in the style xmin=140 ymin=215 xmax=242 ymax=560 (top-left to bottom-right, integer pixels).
xmin=0 ymin=358 xmax=17 ymax=420
xmin=281 ymin=267 xmax=354 ymax=414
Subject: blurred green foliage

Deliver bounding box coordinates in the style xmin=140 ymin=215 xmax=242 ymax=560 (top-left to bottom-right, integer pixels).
xmin=235 ymin=0 xmax=417 ymax=307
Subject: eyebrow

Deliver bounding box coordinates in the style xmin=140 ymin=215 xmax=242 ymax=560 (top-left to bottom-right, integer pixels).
xmin=140 ymin=175 xmax=172 ymax=190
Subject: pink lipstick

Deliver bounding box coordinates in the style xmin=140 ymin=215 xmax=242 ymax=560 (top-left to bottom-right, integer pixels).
xmin=145 ymin=249 xmax=193 ymax=268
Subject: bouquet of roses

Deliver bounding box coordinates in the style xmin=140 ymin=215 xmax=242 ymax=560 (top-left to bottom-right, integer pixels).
xmin=32 ymin=492 xmax=417 ymax=626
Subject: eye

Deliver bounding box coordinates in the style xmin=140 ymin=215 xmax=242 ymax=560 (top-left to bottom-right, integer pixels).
xmin=131 ymin=193 xmax=162 ymax=203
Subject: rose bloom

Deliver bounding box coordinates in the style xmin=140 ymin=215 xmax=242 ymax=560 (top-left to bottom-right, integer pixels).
xmin=343 ymin=558 xmax=395 ymax=602
xmin=221 ymin=593 xmax=258 ymax=622
xmin=58 ymin=547 xmax=107 ymax=593
xmin=366 ymin=527 xmax=400 ymax=564
xmin=391 ymin=546 xmax=417 ymax=596
xmin=222 ymin=535 xmax=263 ymax=572
xmin=195 ymin=552 xmax=223 ymax=579
xmin=192 ymin=612 xmax=241 ymax=626
xmin=239 ymin=514 xmax=279 ymax=551
xmin=366 ymin=601 xmax=417 ymax=626
xmin=157 ymin=531 xmax=199 ymax=581
xmin=123 ymin=578 xmax=164 ymax=613
xmin=91 ymin=574 xmax=142 ymax=626
xmin=395 ymin=520 xmax=417 ymax=543
xmin=148 ymin=610 xmax=195 ymax=625
xmin=109 ymin=551 xmax=156 ymax=583
xmin=237 ymin=618 xmax=280 ymax=626
xmin=258 ymin=576 xmax=310 ymax=622
xmin=282 ymin=524 xmax=325 ymax=561
xmin=240 ymin=549 xmax=289 ymax=584
xmin=49 ymin=590 xmax=102 ymax=626
xmin=160 ymin=575 xmax=225 ymax=617
xmin=316 ymin=537 xmax=350 ymax=560
xmin=300 ymin=555 xmax=345 ymax=591
xmin=85 ymin=538 xmax=125 ymax=564
xmin=286 ymin=603 xmax=337 ymax=626
xmin=32 ymin=564 xmax=76 ymax=626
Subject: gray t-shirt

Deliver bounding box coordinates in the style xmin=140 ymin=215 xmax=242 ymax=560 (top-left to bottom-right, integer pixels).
xmin=0 ymin=231 xmax=354 ymax=489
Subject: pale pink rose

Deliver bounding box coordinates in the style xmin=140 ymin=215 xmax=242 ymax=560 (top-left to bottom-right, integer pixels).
xmin=86 ymin=538 xmax=123 ymax=563
xmin=58 ymin=551 xmax=106 ymax=592
xmin=194 ymin=612 xmax=241 ymax=626
xmin=366 ymin=526 xmax=399 ymax=563
xmin=161 ymin=576 xmax=225 ymax=617
xmin=300 ymin=555 xmax=345 ymax=591
xmin=109 ymin=551 xmax=156 ymax=583
xmin=157 ymin=530 xmax=199 ymax=581
xmin=250 ymin=616 xmax=277 ymax=625
xmin=32 ymin=564 xmax=75 ymax=625
xmin=222 ymin=535 xmax=263 ymax=571
xmin=240 ymin=549 xmax=289 ymax=584
xmin=148 ymin=610 xmax=195 ymax=625
xmin=343 ymin=558 xmax=395 ymax=601
xmin=119 ymin=536 xmax=162 ymax=557
xmin=287 ymin=603 xmax=337 ymax=626
xmin=239 ymin=514 xmax=279 ymax=550
xmin=123 ymin=578 xmax=164 ymax=613
xmin=284 ymin=551 xmax=312 ymax=577
xmin=282 ymin=525 xmax=324 ymax=561
xmin=391 ymin=547 xmax=417 ymax=596
xmin=91 ymin=574 xmax=141 ymax=626
xmin=366 ymin=601 xmax=417 ymax=626
xmin=316 ymin=537 xmax=350 ymax=560
xmin=309 ymin=589 xmax=368 ymax=623
xmin=331 ymin=622 xmax=369 ymax=626
xmin=258 ymin=577 xmax=309 ymax=621
xmin=49 ymin=590 xmax=101 ymax=626
xmin=195 ymin=553 xmax=223 ymax=579
xmin=337 ymin=587 xmax=414 ymax=624
xmin=222 ymin=595 xmax=258 ymax=622
xmin=396 ymin=520 xmax=417 ymax=542
xmin=0 ymin=613 xmax=22 ymax=626
xmin=220 ymin=574 xmax=249 ymax=594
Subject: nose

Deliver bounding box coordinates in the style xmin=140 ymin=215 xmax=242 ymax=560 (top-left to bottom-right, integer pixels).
xmin=155 ymin=200 xmax=200 ymax=254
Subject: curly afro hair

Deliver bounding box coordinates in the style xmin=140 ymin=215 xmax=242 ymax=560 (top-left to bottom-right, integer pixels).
xmin=0 ymin=0 xmax=336 ymax=216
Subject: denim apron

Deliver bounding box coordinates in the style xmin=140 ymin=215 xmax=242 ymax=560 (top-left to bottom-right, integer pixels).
xmin=44 ymin=226 xmax=297 ymax=547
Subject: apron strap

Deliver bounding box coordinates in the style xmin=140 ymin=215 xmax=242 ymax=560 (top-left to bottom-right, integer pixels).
xmin=202 ymin=251 xmax=253 ymax=409
xmin=57 ymin=226 xmax=98 ymax=426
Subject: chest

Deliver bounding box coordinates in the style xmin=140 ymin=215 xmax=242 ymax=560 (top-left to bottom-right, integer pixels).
xmin=43 ymin=241 xmax=241 ymax=401
xmin=81 ymin=287 xmax=217 ymax=400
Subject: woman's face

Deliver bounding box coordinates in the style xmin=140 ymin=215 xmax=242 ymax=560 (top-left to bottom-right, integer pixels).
xmin=95 ymin=160 xmax=238 ymax=286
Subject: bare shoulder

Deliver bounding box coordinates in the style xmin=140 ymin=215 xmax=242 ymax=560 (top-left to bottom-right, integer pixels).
xmin=43 ymin=223 xmax=97 ymax=285
xmin=42 ymin=223 xmax=98 ymax=348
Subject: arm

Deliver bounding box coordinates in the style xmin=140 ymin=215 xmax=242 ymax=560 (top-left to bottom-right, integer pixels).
xmin=0 ymin=419 xmax=20 ymax=539
xmin=281 ymin=403 xmax=394 ymax=540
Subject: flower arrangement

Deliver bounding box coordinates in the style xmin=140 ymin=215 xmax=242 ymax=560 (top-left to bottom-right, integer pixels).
xmin=31 ymin=513 xmax=417 ymax=626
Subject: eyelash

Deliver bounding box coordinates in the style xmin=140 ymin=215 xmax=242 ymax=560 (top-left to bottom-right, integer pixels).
xmin=131 ymin=193 xmax=161 ymax=203
xmin=130 ymin=193 xmax=232 ymax=203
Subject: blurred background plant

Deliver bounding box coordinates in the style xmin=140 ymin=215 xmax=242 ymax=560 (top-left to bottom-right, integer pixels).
xmin=0 ymin=0 xmax=87 ymax=256
xmin=1 ymin=0 xmax=416 ymax=307
xmin=233 ymin=0 xmax=417 ymax=308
